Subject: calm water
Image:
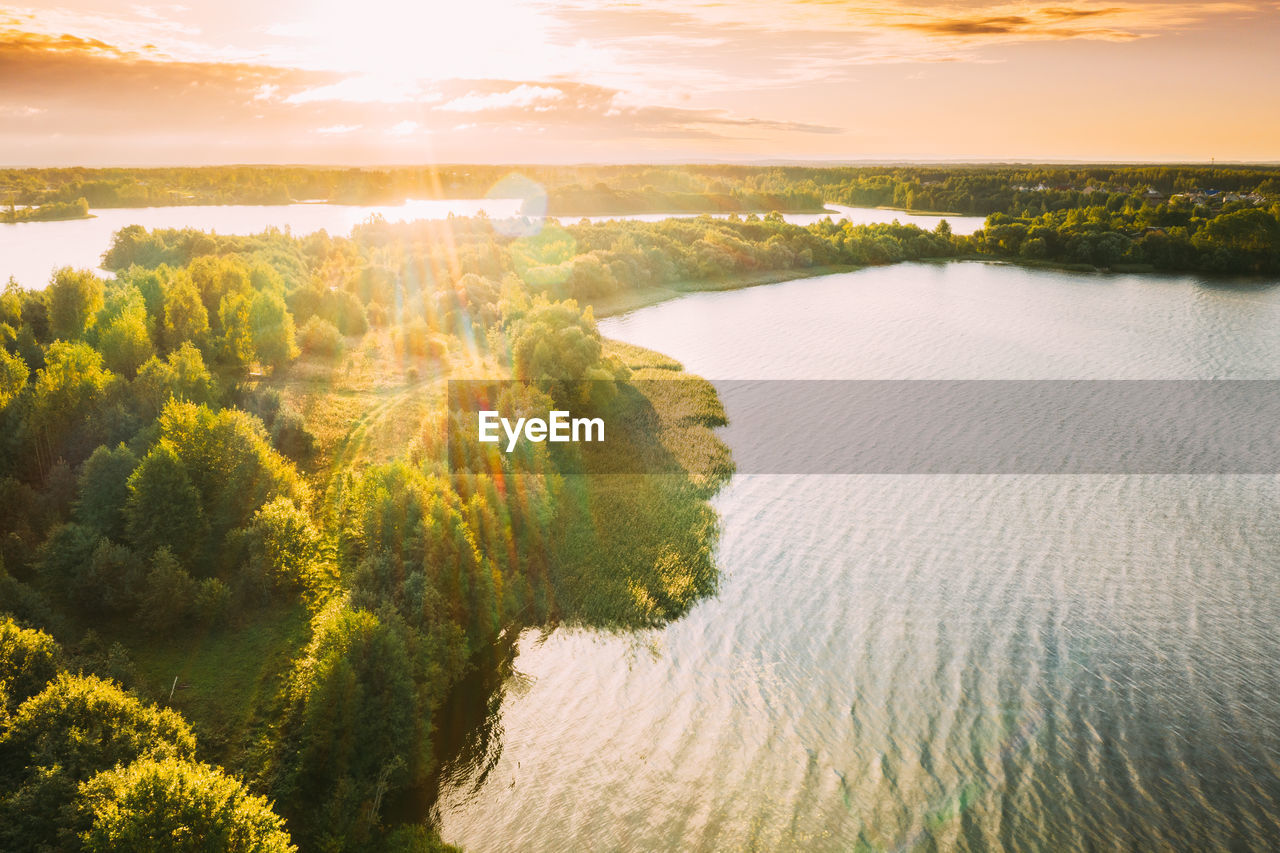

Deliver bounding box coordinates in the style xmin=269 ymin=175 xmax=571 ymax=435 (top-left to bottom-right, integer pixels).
xmin=434 ymin=262 xmax=1280 ymax=851
xmin=0 ymin=202 xmax=981 ymax=289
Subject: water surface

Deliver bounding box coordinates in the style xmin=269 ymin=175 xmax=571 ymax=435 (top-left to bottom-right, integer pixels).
xmin=434 ymin=262 xmax=1280 ymax=851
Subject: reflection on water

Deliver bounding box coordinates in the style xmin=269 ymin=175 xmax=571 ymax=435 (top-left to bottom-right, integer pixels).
xmin=433 ymin=262 xmax=1280 ymax=851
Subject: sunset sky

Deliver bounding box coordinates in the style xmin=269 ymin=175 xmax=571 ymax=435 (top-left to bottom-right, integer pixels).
xmin=2 ymin=1 xmax=1278 ymax=165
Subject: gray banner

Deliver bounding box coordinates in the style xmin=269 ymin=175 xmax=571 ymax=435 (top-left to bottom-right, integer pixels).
xmin=447 ymin=380 xmax=1280 ymax=474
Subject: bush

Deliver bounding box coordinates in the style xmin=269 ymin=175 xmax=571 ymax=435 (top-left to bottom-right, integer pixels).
xmin=78 ymin=539 xmax=146 ymax=614
xmin=249 ymin=497 xmax=320 ymax=592
xmin=299 ymin=316 xmax=344 ymax=359
xmin=366 ymin=301 xmax=389 ymax=327
xmin=270 ymin=406 xmax=316 ymax=462
xmin=137 ymin=548 xmax=198 ymax=634
xmin=394 ymin=320 xmax=448 ymax=360
xmin=195 ymin=577 xmax=231 ymax=624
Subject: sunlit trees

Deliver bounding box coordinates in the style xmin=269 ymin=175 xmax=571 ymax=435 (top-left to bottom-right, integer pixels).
xmin=250 ymin=291 xmax=298 ymax=369
xmin=97 ymin=303 xmax=154 ymax=377
xmin=125 ymin=444 xmax=205 ymax=561
xmin=276 ymin=605 xmax=423 ymax=851
xmin=133 ymin=342 xmax=216 ymax=419
xmin=76 ymin=758 xmax=297 ymax=853
xmin=162 ymin=271 xmax=209 ymax=350
xmin=30 ymin=340 xmax=114 ymax=466
xmin=156 ymin=400 xmax=307 ymax=544
xmin=1199 ymin=207 xmax=1280 ymax=253
xmin=0 ymin=348 xmax=28 ymax=408
xmin=218 ymin=292 xmax=256 ymax=368
xmin=248 ymin=496 xmax=322 ymax=592
xmin=508 ymin=297 xmax=627 ymax=410
xmin=189 ymin=255 xmax=251 ymax=321
xmin=46 ymin=267 xmax=104 ymax=341
xmin=298 ymin=316 xmax=343 ymax=359
xmin=0 ymin=673 xmax=196 ymax=853
xmin=0 ymin=619 xmax=62 ymax=710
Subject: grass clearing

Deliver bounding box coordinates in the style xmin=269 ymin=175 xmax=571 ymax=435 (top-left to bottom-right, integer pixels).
xmin=122 ymin=601 xmax=311 ymax=771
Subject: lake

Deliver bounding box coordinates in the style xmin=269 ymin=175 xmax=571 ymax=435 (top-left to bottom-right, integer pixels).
xmin=433 ymin=262 xmax=1280 ymax=851
xmin=0 ymin=201 xmax=983 ymax=290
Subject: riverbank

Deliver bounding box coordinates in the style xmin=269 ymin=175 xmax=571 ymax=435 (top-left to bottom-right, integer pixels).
xmin=552 ymin=205 xmax=832 ymax=219
xmin=592 ymin=252 xmax=1256 ymax=322
xmin=872 ymin=204 xmax=970 ymax=217
xmin=591 ymin=264 xmax=862 ymax=318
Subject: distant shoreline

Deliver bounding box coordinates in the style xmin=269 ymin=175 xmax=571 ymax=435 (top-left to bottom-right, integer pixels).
xmin=591 ymin=264 xmax=862 ymax=318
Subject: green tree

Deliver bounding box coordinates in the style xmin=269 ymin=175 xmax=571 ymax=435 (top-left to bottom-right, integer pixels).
xmin=0 ymin=347 xmax=28 ymax=408
xmin=278 ymin=606 xmax=423 ymax=851
xmin=46 ymin=267 xmax=104 ymax=340
xmin=0 ymin=673 xmax=196 ymax=853
xmin=137 ymin=548 xmax=199 ymax=634
xmin=218 ymin=291 xmax=255 ymax=368
xmin=134 ymin=341 xmax=216 ymax=418
xmin=189 ymin=255 xmax=251 ymax=322
xmin=0 ymin=619 xmax=62 ymax=710
xmin=31 ymin=340 xmax=113 ymax=466
xmin=97 ymin=307 xmax=154 ymax=377
xmin=156 ymin=400 xmax=306 ymax=543
xmin=298 ymin=315 xmax=343 ymax=359
xmin=509 ymin=297 xmax=625 ymax=409
xmin=249 ymin=496 xmax=321 ymax=591
xmin=125 ymin=444 xmax=206 ymax=561
xmin=76 ymin=758 xmax=296 ymax=853
xmin=162 ymin=272 xmax=209 ymax=350
xmin=250 ymin=291 xmax=298 ymax=369
xmin=75 ymin=443 xmax=139 ymax=539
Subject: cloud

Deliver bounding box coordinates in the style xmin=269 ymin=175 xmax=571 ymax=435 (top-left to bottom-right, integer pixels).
xmin=0 ymin=26 xmax=837 ymax=164
xmin=285 ymin=77 xmax=443 ymax=105
xmin=424 ymin=79 xmax=841 ymax=138
xmin=885 ymin=6 xmax=1150 ymax=41
xmin=439 ymin=84 xmax=566 ymax=113
xmin=550 ymin=1 xmax=1258 ymax=63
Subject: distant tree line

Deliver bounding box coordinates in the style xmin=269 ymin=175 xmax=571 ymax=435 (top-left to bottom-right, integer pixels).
xmin=968 ymin=199 xmax=1280 ymax=274
xmin=3 ymin=164 xmax=1277 ymax=219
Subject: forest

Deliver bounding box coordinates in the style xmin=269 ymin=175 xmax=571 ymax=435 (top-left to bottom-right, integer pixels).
xmin=8 ymin=212 xmax=935 ymax=851
xmin=5 ymin=163 xmax=1278 ymax=220
xmin=3 ymin=184 xmax=1280 ymax=850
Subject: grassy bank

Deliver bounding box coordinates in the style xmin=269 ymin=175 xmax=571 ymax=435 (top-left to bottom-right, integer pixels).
xmin=590 ymin=264 xmax=862 ymax=317
xmin=871 ymin=204 xmax=969 ymax=217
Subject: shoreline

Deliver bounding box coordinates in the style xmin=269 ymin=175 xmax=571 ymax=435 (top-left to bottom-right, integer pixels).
xmin=591 ymin=264 xmax=862 ymax=318
xmin=870 ymin=204 xmax=970 ymax=217
xmin=551 ymin=206 xmax=831 ymax=219
xmin=593 ymin=253 xmax=1276 ymax=321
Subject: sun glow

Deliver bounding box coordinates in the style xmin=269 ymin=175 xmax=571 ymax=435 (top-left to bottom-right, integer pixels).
xmin=1 ymin=0 xmax=1277 ymax=162
xmin=265 ymin=0 xmax=608 ymax=89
